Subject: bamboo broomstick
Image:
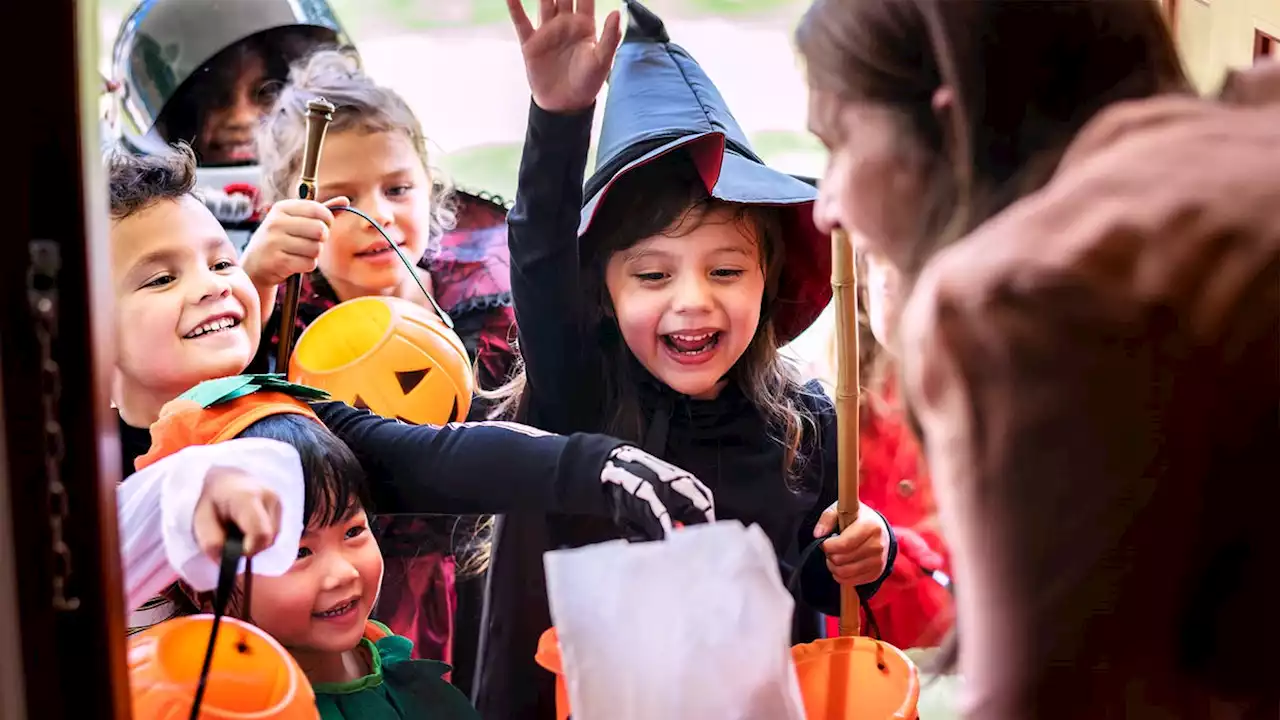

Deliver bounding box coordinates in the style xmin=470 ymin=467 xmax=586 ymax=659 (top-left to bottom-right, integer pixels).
xmin=831 ymin=228 xmax=862 ymax=637
xmin=276 ymin=97 xmax=336 ymax=373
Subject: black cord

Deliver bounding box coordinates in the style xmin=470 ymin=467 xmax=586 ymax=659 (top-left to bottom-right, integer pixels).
xmin=188 ymin=525 xmax=250 ymax=720
xmin=787 ymin=533 xmax=883 ymax=642
xmin=331 ymin=205 xmax=455 ymax=330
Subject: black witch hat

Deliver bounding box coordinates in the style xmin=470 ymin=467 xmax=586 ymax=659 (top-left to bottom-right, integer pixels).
xmin=579 ymin=0 xmax=831 ymax=343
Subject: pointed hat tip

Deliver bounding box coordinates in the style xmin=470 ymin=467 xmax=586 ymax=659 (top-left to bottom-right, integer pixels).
xmin=623 ymin=0 xmax=669 ymax=43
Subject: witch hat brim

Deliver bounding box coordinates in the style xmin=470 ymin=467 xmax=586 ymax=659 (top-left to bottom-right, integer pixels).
xmin=579 ymin=0 xmax=831 ymax=344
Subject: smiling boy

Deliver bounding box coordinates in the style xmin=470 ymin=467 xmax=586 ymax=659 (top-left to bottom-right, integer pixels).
xmin=109 ymin=143 xmax=261 ymax=435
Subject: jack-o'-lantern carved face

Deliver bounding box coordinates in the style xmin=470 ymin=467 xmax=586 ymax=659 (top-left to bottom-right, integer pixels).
xmin=129 ymin=615 xmax=318 ymax=719
xmin=289 ymin=296 xmax=474 ymax=425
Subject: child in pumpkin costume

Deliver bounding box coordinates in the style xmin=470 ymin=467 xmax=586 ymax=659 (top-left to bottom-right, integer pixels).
xmin=137 ymin=376 xmax=481 ymax=719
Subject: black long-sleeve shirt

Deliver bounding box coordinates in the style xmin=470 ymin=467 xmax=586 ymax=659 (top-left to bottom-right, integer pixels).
xmin=119 ymin=402 xmax=629 ymax=518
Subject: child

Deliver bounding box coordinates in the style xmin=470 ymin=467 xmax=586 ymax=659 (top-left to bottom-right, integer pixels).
xmin=475 ymin=1 xmax=896 ymax=715
xmin=110 ymin=0 xmax=346 ymax=167
xmin=243 ymin=50 xmax=516 ymax=391
xmin=106 ymin=144 xmax=717 ymax=636
xmin=238 ymin=49 xmax=520 ymax=674
xmin=135 ymin=379 xmax=480 ymax=718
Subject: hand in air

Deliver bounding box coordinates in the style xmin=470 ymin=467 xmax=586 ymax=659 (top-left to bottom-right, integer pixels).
xmin=813 ymin=501 xmax=890 ymax=586
xmin=601 ymin=445 xmax=715 ymax=540
xmin=508 ymin=0 xmax=622 ymax=113
xmin=241 ymin=196 xmax=350 ymax=287
xmin=193 ymin=466 xmax=284 ymax=561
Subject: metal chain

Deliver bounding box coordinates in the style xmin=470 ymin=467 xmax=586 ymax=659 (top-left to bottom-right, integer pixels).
xmin=27 ymin=239 xmax=79 ymax=612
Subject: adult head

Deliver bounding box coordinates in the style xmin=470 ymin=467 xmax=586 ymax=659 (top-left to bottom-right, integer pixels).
xmin=796 ymin=0 xmax=1189 ymax=277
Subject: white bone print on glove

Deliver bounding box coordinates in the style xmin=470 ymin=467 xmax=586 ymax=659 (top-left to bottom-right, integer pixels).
xmin=600 ymin=445 xmax=715 ymax=539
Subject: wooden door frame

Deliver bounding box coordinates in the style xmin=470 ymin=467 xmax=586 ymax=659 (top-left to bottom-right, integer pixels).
xmin=3 ymin=0 xmax=132 ymax=716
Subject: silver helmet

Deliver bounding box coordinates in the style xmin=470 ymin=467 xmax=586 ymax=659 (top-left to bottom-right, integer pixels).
xmin=109 ymin=0 xmax=350 ymax=160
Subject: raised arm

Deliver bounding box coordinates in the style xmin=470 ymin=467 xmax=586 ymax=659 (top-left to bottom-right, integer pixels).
xmin=506 ymin=0 xmax=622 ymax=429
xmin=315 ymin=401 xmax=713 ymax=538
xmin=507 ymin=103 xmax=597 ymax=426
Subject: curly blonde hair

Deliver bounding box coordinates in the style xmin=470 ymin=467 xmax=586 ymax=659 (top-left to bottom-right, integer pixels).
xmin=257 ymin=49 xmax=456 ymax=256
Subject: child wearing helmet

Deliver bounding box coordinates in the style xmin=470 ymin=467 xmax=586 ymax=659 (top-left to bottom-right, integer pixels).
xmin=108 ymin=0 xmax=351 ymax=247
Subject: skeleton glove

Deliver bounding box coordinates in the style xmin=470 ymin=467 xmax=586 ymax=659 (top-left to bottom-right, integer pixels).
xmin=600 ymin=445 xmax=715 ymax=540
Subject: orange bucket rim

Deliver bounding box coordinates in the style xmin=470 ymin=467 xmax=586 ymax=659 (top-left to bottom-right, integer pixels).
xmin=147 ymin=615 xmax=306 ymax=719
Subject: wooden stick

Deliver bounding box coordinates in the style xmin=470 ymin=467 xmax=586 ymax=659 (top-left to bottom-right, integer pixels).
xmin=275 ymin=97 xmax=336 ymax=374
xmin=831 ymin=228 xmax=862 ymax=636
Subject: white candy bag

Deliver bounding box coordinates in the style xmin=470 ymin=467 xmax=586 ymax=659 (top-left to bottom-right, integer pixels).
xmin=543 ymin=521 xmax=807 ymax=720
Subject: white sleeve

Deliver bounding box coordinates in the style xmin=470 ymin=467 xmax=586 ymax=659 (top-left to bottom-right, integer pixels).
xmin=117 ymin=438 xmax=305 ymax=613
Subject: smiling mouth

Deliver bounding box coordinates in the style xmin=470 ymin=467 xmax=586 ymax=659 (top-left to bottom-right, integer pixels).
xmin=355 ymin=243 xmax=405 ymax=258
xmin=662 ymin=331 xmax=720 ymax=356
xmin=183 ymin=317 xmax=241 ymax=339
xmin=313 ymin=597 xmax=359 ymax=619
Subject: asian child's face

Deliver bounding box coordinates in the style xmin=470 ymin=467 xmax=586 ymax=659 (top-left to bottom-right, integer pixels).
xmin=605 ymin=206 xmax=766 ymax=400
xmin=249 ymin=508 xmax=384 ymax=657
xmin=111 ymin=197 xmax=260 ymax=420
xmin=314 ymin=130 xmax=435 ymax=300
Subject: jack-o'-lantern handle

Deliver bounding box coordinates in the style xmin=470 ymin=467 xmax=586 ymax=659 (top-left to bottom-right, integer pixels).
xmin=277 ymin=97 xmax=337 ymax=373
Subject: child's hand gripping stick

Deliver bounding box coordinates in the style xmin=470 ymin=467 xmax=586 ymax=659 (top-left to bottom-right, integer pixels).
xmin=276 ymin=97 xmax=336 ymax=373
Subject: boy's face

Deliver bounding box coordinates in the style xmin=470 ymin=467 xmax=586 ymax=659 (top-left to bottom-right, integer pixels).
xmin=314 ymin=130 xmax=435 ymax=300
xmin=250 ymin=508 xmax=384 ymax=658
xmin=111 ymin=197 xmax=261 ymax=417
xmin=604 ymin=205 xmax=766 ymax=400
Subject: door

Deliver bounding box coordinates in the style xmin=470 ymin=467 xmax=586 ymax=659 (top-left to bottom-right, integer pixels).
xmin=3 ymin=0 xmax=132 ymax=716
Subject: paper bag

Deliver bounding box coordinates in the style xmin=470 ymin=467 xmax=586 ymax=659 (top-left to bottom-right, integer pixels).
xmin=544 ymin=521 xmax=807 ymax=720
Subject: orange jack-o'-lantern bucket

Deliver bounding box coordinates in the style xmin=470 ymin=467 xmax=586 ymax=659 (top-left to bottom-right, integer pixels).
xmin=129 ymin=614 xmax=317 ymax=719
xmin=792 ymin=636 xmax=920 ymax=719
xmin=289 ymin=296 xmax=474 ymax=425
xmin=535 ymin=627 xmax=573 ymax=720
xmin=537 ymin=628 xmax=919 ymax=719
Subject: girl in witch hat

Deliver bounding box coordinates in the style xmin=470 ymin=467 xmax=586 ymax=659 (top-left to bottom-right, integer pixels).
xmin=474 ymin=1 xmax=898 ymax=715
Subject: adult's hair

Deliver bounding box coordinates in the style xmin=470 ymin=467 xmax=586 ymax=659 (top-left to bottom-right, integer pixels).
xmin=796 ymin=0 xmax=1190 ymax=275
xmin=105 ymin=142 xmax=198 ymax=221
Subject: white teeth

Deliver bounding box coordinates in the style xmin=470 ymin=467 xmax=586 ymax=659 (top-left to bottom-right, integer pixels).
xmin=186 ymin=317 xmax=239 ymax=338
xmin=670 ymin=332 xmax=714 ymax=343
xmin=315 ymin=599 xmax=356 ymax=617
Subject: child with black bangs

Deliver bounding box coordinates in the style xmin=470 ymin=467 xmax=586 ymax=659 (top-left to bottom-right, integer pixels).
xmin=137 ymin=379 xmax=482 ymax=718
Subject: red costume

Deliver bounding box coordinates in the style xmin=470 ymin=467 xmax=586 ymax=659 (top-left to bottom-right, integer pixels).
xmin=826 ymin=380 xmax=955 ymax=649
